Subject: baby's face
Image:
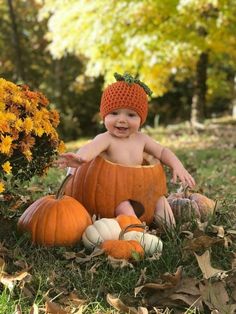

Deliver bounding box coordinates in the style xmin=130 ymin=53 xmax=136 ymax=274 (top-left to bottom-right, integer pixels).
xmin=104 ymin=108 xmax=141 ymax=138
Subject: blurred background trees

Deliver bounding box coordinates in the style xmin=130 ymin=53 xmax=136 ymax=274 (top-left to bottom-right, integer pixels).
xmin=1 ymin=0 xmax=236 ymax=140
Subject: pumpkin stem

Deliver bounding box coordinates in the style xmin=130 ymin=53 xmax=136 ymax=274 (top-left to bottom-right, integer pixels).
xmin=119 ymin=223 xmax=147 ymax=240
xmin=183 ymin=185 xmax=191 ymax=198
xmin=56 ymin=174 xmax=73 ymax=199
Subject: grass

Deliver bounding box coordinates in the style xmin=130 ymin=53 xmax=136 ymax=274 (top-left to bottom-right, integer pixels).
xmin=0 ymin=118 xmax=236 ymax=313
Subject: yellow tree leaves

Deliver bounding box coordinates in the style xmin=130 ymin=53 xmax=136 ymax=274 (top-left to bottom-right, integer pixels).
xmin=40 ymin=0 xmax=236 ymax=99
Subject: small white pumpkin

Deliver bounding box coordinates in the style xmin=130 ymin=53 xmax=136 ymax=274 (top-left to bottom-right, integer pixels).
xmin=82 ymin=218 xmax=121 ymax=249
xmin=123 ymin=231 xmax=163 ymax=256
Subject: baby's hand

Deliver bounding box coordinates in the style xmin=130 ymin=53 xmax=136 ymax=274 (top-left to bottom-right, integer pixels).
xmin=56 ymin=153 xmax=86 ymax=169
xmin=171 ymin=166 xmax=196 ymax=189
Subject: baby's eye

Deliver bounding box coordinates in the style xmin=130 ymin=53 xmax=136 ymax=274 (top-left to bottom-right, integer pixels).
xmin=111 ymin=111 xmax=118 ymax=115
xmin=128 ymin=113 xmax=137 ymax=117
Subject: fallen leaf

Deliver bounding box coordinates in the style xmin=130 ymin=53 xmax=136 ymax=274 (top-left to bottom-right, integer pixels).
xmin=0 ymin=257 xmax=5 ymax=272
xmin=106 ymin=293 xmax=148 ymax=314
xmin=0 ymin=270 xmax=31 ymax=291
xmin=136 ymin=267 xmax=147 ymax=286
xmin=45 ymin=299 xmax=68 ymax=314
xmin=184 ymin=235 xmax=223 ymax=251
xmin=135 ymin=267 xmax=182 ymax=296
xmin=211 ymin=225 xmax=225 ymax=238
xmin=29 ymin=303 xmax=39 ymax=314
xmin=14 ymin=304 xmax=22 ymax=314
xmin=140 ymin=275 xmax=203 ymax=310
xmin=107 ymin=256 xmax=134 ymax=269
xmin=194 ymin=250 xmax=227 ymax=279
xmin=199 ymin=280 xmax=236 ymax=313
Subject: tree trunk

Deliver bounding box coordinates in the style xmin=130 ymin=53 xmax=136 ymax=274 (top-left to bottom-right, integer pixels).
xmin=7 ymin=0 xmax=25 ymax=81
xmin=191 ymin=52 xmax=208 ymax=125
xmin=232 ymin=74 xmax=236 ymax=118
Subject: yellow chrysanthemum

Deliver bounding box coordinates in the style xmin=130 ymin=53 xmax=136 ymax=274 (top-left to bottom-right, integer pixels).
xmin=57 ymin=141 xmax=66 ymax=154
xmin=34 ymin=127 xmax=44 ymax=137
xmin=23 ymin=149 xmax=32 ymax=161
xmin=23 ymin=117 xmax=34 ymax=134
xmin=12 ymin=94 xmax=23 ymax=105
xmin=15 ymin=118 xmax=23 ymax=131
xmin=0 ymin=181 xmax=5 ymax=193
xmin=0 ymin=135 xmax=13 ymax=154
xmin=2 ymin=161 xmax=12 ymax=174
xmin=6 ymin=112 xmax=16 ymax=122
xmin=0 ymin=101 xmax=5 ymax=111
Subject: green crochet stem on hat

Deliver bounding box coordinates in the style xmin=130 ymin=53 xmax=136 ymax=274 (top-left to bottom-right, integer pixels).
xmin=114 ymin=72 xmax=153 ymax=97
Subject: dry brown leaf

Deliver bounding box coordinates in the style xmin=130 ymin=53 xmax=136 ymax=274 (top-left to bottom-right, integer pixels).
xmin=135 ymin=267 xmax=182 ymax=297
xmin=211 ymin=225 xmax=225 ymax=238
xmin=199 ymin=281 xmax=236 ymax=313
xmin=184 ymin=235 xmax=223 ymax=251
xmin=45 ymin=300 xmax=68 ymax=314
xmin=0 ymin=270 xmax=31 ymax=291
xmin=14 ymin=304 xmax=22 ymax=314
xmin=106 ymin=293 xmax=147 ymax=314
xmin=196 ymin=220 xmax=208 ymax=232
xmin=136 ymin=267 xmax=147 ymax=286
xmin=60 ymin=291 xmax=87 ymax=308
xmin=75 ymin=248 xmax=104 ymax=264
xmin=194 ymin=250 xmax=227 ymax=279
xmin=63 ymin=252 xmax=77 ymax=260
xmin=0 ymin=257 xmax=5 ymax=272
xmin=232 ymin=252 xmax=236 ymax=269
xmin=107 ymin=255 xmax=134 ymax=269
xmin=180 ymin=230 xmax=194 ymax=239
xmin=29 ymin=303 xmax=39 ymax=314
xmin=141 ymin=275 xmax=203 ymax=310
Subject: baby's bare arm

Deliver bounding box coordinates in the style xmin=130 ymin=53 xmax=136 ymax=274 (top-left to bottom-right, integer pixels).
xmin=57 ymin=133 xmax=110 ymax=168
xmin=144 ymin=135 xmax=195 ymax=188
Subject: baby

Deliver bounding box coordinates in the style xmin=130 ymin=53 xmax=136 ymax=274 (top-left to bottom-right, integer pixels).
xmin=57 ymin=73 xmax=195 ymax=225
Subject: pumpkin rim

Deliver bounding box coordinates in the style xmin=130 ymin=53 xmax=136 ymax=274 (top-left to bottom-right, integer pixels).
xmin=98 ymin=155 xmax=161 ymax=168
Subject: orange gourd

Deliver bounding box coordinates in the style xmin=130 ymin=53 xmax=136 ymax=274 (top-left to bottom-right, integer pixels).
xmin=65 ymin=156 xmax=167 ymax=224
xmin=116 ymin=215 xmax=144 ymax=232
xmin=101 ymin=239 xmax=144 ymax=260
xmin=18 ymin=175 xmax=92 ymax=246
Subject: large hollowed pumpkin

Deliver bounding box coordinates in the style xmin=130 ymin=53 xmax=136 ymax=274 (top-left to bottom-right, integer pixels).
xmin=64 ymin=156 xmax=167 ymax=224
xmin=18 ymin=176 xmax=92 ymax=246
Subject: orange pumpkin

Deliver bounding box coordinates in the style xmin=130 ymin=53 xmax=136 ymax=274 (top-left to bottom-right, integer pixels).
xmin=18 ymin=176 xmax=92 ymax=246
xmin=65 ymin=156 xmax=167 ymax=224
xmin=116 ymin=215 xmax=144 ymax=232
xmin=101 ymin=239 xmax=144 ymax=260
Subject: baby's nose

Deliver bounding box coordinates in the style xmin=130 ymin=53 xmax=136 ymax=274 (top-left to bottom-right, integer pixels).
xmin=117 ymin=114 xmax=127 ymax=122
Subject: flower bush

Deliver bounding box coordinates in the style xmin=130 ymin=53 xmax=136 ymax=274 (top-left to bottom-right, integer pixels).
xmin=0 ymin=78 xmax=65 ymax=193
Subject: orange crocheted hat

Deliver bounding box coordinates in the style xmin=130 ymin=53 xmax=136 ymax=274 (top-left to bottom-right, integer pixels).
xmin=100 ymin=73 xmax=152 ymax=125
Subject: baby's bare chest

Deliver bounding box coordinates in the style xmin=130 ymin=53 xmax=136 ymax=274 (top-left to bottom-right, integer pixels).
xmin=101 ymin=138 xmax=145 ymax=165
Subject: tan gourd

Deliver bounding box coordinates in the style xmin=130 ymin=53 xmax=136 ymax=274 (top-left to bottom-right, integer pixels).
xmin=167 ymin=188 xmax=215 ymax=221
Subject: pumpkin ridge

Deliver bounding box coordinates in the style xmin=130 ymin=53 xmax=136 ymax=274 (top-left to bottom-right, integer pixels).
xmin=34 ymin=198 xmax=53 ymax=244
xmin=89 ymin=156 xmax=104 ymax=216
xmin=43 ymin=199 xmax=58 ymax=246
xmin=18 ymin=197 xmax=44 ymax=228
xmin=54 ymin=198 xmax=71 ymax=245
xmin=62 ymin=197 xmax=79 ymax=244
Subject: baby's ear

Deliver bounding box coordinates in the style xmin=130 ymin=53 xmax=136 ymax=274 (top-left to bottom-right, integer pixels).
xmin=98 ymin=112 xmax=104 ymax=124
